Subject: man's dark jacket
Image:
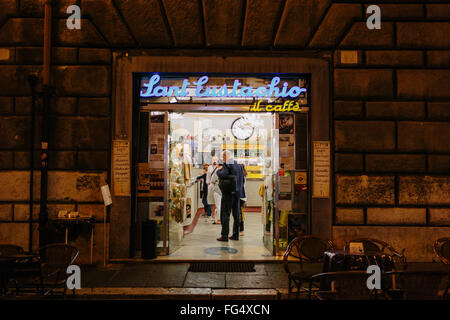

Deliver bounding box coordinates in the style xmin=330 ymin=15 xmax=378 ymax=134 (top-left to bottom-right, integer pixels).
xmin=217 ymin=160 xmax=245 ymax=198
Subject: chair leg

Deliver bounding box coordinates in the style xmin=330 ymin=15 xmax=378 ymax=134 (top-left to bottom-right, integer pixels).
xmin=296 ymin=281 xmax=302 ymax=300
xmin=288 ymin=278 xmax=292 ymax=298
xmin=308 ymin=280 xmax=313 ymax=300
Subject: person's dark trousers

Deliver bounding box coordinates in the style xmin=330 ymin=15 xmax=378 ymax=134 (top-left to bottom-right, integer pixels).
xmin=202 ymin=197 xmax=211 ymax=216
xmin=239 ymin=199 xmax=245 ymax=232
xmin=221 ymin=193 xmax=241 ymax=239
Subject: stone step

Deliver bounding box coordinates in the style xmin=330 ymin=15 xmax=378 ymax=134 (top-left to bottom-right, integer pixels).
xmin=74 ymin=287 xmax=288 ymax=300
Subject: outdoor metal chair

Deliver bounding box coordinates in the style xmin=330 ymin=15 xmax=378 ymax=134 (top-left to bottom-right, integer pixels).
xmin=283 ymin=235 xmax=334 ymax=299
xmin=434 ymin=237 xmax=450 ymax=266
xmin=0 ymin=244 xmax=24 ymax=256
xmin=383 ymin=271 xmax=448 ymax=300
xmin=14 ymin=243 xmax=78 ymax=297
xmin=433 ymin=237 xmax=450 ymax=299
xmin=308 ymin=271 xmax=379 ymax=300
xmin=38 ymin=243 xmax=79 ymax=296
xmin=0 ymin=244 xmax=25 ymax=294
xmin=345 ymin=238 xmax=407 ymax=271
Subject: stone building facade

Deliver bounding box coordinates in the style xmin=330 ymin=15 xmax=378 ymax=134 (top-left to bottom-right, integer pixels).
xmin=0 ymin=0 xmax=449 ymax=263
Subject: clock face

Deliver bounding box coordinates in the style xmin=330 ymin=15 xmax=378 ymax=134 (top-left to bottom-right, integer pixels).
xmin=231 ymin=117 xmax=254 ymax=140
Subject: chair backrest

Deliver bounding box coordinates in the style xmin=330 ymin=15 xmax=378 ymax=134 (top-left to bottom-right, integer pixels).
xmin=283 ymin=235 xmax=334 ymax=273
xmin=0 ymin=244 xmax=24 ymax=256
xmin=391 ymin=271 xmax=448 ymax=300
xmin=314 ymin=271 xmax=375 ymax=300
xmin=345 ymin=238 xmax=407 ymax=270
xmin=434 ymin=237 xmax=450 ymax=266
xmin=39 ymin=243 xmax=79 ymax=284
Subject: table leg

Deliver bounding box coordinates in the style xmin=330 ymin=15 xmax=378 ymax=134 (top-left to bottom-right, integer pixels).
xmin=104 ymin=206 xmax=106 ymax=267
xmin=65 ymin=228 xmax=68 ymax=244
xmin=90 ymin=227 xmax=94 ymax=265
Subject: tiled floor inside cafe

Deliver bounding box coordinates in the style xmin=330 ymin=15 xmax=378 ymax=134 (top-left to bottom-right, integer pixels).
xmin=160 ymin=209 xmax=275 ymax=261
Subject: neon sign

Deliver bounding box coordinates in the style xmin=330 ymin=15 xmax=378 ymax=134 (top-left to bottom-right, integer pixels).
xmin=140 ymin=74 xmax=307 ymax=99
xmin=249 ymin=100 xmax=307 ymax=112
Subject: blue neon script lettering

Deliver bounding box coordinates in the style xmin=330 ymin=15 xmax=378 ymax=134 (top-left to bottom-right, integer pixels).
xmin=140 ymin=74 xmax=306 ymax=98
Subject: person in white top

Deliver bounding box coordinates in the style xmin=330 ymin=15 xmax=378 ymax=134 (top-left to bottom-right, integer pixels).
xmin=207 ymin=156 xmax=222 ymax=224
xmin=206 ymin=157 xmax=215 ymax=185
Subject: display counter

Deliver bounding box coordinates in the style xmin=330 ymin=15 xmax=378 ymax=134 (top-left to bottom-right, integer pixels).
xmin=245 ymin=179 xmax=264 ymax=207
xmin=184 ymin=172 xmax=201 ymax=226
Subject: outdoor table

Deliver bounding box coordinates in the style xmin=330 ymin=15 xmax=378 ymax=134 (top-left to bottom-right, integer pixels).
xmin=323 ymin=250 xmax=394 ymax=273
xmin=0 ymin=253 xmax=40 ymax=295
xmin=49 ymin=217 xmax=95 ymax=264
xmin=319 ymin=250 xmax=395 ymax=291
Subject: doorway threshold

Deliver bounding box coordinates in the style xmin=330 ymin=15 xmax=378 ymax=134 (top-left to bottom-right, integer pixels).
xmin=108 ymin=256 xmax=290 ymax=264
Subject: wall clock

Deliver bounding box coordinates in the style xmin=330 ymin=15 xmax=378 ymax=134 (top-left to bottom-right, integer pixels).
xmin=231 ymin=117 xmax=254 ymax=140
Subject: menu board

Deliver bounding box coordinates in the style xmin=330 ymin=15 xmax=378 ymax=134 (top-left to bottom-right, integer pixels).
xmin=312 ymin=141 xmax=330 ymax=198
xmin=137 ymin=162 xmax=164 ymax=197
xmin=148 ymin=170 xmax=164 ymax=197
xmin=112 ymin=140 xmax=130 ymax=196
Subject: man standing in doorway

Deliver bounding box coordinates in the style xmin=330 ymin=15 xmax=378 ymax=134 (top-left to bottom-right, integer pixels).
xmin=216 ymin=150 xmax=245 ymax=242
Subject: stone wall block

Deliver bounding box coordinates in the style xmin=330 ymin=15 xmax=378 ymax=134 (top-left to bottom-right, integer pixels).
xmin=0 ymin=204 xmax=13 ymax=221
xmin=335 ymin=121 xmax=395 ymax=152
xmin=336 ymin=175 xmax=395 ymax=205
xmin=334 ymin=101 xmax=362 ymax=119
xmin=397 ymin=22 xmax=450 ymax=48
xmin=366 ymin=101 xmax=425 ymax=120
xmin=398 ymin=122 xmax=450 ymax=152
xmin=53 ymin=66 xmax=110 ymax=96
xmin=47 ymin=171 xmax=107 ymax=202
xmin=367 ymin=208 xmax=426 ymax=225
xmin=397 ymin=70 xmax=450 ymax=99
xmin=366 ymin=51 xmax=423 ymax=66
xmin=13 ymin=204 xmax=40 ymax=221
xmin=365 ymin=154 xmax=426 ymax=173
xmin=334 ymin=69 xmax=393 ymax=99
xmin=428 ymin=155 xmax=450 ymax=173
xmin=399 ymin=176 xmax=450 ymax=205
xmin=428 ymin=102 xmax=450 ymax=120
xmin=335 ymin=208 xmax=364 ymax=224
xmin=429 ymin=209 xmax=450 ymax=225
xmin=334 ymin=153 xmax=363 ymax=172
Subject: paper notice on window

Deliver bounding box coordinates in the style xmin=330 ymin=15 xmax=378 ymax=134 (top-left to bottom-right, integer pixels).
xmin=280 ymin=157 xmax=294 ymax=170
xmin=312 ymin=141 xmax=330 ymax=198
xmin=137 ymin=163 xmax=151 ymax=197
xmin=279 ymin=175 xmax=292 ymax=193
xmin=149 ymin=114 xmax=165 ymax=168
xmin=278 ymin=193 xmax=292 ymax=210
xmin=112 ymin=140 xmax=131 ymax=196
xmin=294 ymin=172 xmax=307 ymax=185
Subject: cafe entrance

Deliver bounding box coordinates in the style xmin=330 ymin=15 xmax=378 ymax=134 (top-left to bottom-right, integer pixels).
xmin=110 ymin=55 xmax=332 ymax=261
xmin=132 ymin=73 xmax=311 ymax=260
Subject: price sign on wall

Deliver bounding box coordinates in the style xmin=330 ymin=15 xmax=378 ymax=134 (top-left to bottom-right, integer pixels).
xmin=312 ymin=141 xmax=330 ymax=198
xmin=112 ymin=140 xmax=131 ymax=196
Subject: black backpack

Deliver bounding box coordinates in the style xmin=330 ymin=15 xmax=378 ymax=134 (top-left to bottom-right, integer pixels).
xmin=219 ymin=163 xmax=237 ymax=195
